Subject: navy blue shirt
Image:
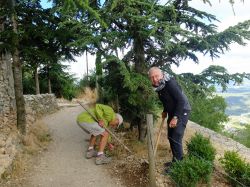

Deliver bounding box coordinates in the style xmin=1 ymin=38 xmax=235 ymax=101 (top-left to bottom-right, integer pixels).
xmin=157 ymin=78 xmax=191 ymax=118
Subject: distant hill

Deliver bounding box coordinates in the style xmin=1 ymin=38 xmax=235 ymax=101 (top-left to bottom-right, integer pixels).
xmin=225 ymin=79 xmax=250 ymax=93
xmin=217 ymin=79 xmax=250 ymax=116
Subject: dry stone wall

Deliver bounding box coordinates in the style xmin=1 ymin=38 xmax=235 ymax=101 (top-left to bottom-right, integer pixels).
xmin=24 ymin=94 xmax=59 ymax=131
xmin=0 ymin=93 xmax=59 ymax=178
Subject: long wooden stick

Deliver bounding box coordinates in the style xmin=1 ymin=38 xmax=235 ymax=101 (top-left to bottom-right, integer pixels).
xmin=153 ymin=118 xmax=165 ymax=157
xmin=77 ymin=101 xmax=132 ymax=154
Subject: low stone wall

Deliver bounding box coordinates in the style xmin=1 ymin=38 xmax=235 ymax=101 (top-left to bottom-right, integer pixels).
xmin=24 ymin=94 xmax=59 ymax=131
xmin=0 ymin=94 xmax=59 ymax=178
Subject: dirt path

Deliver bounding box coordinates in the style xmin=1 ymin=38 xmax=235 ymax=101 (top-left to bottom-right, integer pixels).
xmin=23 ymin=106 xmax=124 ymax=187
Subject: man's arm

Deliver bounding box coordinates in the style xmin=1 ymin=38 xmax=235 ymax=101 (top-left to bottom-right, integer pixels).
xmin=95 ymin=104 xmax=116 ymax=127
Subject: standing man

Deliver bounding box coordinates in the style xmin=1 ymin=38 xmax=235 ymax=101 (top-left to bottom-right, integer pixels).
xmin=76 ymin=103 xmax=123 ymax=165
xmin=148 ymin=67 xmax=191 ymax=171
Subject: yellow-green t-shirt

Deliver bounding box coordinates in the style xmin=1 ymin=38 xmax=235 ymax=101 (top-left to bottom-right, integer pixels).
xmin=77 ymin=104 xmax=116 ymax=127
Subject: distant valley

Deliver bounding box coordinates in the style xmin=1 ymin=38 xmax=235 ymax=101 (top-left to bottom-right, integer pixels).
xmin=217 ymin=79 xmax=250 ymax=116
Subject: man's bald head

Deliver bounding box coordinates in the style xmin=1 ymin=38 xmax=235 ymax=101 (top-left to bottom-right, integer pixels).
xmin=148 ymin=67 xmax=164 ymax=86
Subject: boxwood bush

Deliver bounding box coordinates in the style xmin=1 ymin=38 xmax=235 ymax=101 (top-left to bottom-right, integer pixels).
xmin=187 ymin=132 xmax=216 ymax=163
xmin=169 ymin=156 xmax=213 ymax=187
xmin=169 ymin=133 xmax=216 ymax=186
xmin=219 ymin=151 xmax=250 ymax=186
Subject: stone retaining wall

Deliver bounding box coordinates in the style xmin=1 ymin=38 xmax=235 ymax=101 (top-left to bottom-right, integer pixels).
xmin=0 ymin=94 xmax=59 ymax=178
xmin=24 ymin=94 xmax=59 ymax=131
xmin=0 ymin=53 xmax=18 ymax=178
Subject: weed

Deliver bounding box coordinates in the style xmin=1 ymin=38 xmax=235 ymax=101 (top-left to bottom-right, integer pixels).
xmin=0 ymin=120 xmax=51 ymax=185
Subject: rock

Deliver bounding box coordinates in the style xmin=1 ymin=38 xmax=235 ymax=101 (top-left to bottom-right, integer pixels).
xmin=0 ymin=140 xmax=6 ymax=147
xmin=0 ymin=148 xmax=5 ymax=154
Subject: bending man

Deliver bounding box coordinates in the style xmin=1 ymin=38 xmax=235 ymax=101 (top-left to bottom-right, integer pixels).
xmin=76 ymin=103 xmax=123 ymax=165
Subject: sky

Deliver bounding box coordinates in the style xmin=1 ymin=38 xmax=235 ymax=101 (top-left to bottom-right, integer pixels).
xmin=171 ymin=0 xmax=250 ymax=75
xmin=41 ymin=0 xmax=250 ymax=79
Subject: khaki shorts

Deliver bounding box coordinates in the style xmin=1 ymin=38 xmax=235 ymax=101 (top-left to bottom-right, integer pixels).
xmin=77 ymin=121 xmax=105 ymax=136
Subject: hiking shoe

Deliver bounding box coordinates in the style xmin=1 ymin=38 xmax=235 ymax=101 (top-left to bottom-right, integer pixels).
xmin=163 ymin=168 xmax=172 ymax=175
xmin=85 ymin=149 xmax=97 ymax=159
xmin=163 ymin=162 xmax=172 ymax=168
xmin=95 ymin=154 xmax=112 ymax=165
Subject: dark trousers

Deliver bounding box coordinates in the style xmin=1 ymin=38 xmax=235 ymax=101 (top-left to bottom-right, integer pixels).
xmin=167 ymin=112 xmax=189 ymax=161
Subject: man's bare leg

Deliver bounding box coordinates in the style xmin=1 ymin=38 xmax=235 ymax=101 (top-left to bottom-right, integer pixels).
xmin=98 ymin=131 xmax=109 ymax=154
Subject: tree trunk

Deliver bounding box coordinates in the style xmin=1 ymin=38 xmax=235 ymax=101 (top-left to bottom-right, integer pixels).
xmin=11 ymin=6 xmax=26 ymax=134
xmin=86 ymin=51 xmax=88 ymax=79
xmin=46 ymin=64 xmax=52 ymax=94
xmin=138 ymin=119 xmax=147 ymax=142
xmin=48 ymin=77 xmax=52 ymax=94
xmin=95 ymin=51 xmax=102 ymax=102
xmin=133 ymin=35 xmax=147 ymax=141
xmin=134 ymin=36 xmax=146 ymax=73
xmin=34 ymin=65 xmax=40 ymax=94
xmin=115 ymin=49 xmax=119 ymax=57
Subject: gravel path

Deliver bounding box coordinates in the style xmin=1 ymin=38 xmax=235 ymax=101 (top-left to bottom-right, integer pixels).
xmin=23 ymin=106 xmax=124 ymax=187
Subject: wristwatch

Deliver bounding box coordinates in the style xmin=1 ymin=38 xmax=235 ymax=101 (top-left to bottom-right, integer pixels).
xmin=173 ymin=116 xmax=178 ymax=120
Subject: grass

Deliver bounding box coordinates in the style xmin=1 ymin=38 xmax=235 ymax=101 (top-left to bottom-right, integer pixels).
xmin=231 ymin=125 xmax=250 ymax=148
xmin=223 ymin=119 xmax=250 ymax=148
xmin=76 ymin=87 xmax=98 ymax=103
xmin=217 ymin=90 xmax=250 ymax=148
xmin=0 ymin=121 xmax=51 ymax=185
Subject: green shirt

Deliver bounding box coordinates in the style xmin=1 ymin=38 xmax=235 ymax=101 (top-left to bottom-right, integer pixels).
xmin=77 ymin=104 xmax=116 ymax=127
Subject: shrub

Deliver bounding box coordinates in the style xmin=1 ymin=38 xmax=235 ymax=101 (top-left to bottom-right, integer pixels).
xmin=169 ymin=156 xmax=213 ymax=187
xmin=232 ymin=124 xmax=250 ymax=148
xmin=219 ymin=151 xmax=250 ymax=186
xmin=78 ymin=73 xmax=96 ymax=90
xmin=186 ymin=133 xmax=216 ymax=163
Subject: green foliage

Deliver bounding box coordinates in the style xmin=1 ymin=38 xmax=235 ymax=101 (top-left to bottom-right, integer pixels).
xmin=23 ymin=70 xmax=36 ymax=94
xmin=177 ymin=73 xmax=229 ymax=132
xmin=187 ymin=133 xmax=216 ymax=163
xmin=219 ymin=151 xmax=250 ymax=186
xmin=1 ymin=1 xmax=85 ymax=101
xmin=57 ymin=0 xmax=107 ymax=28
xmin=78 ymin=72 xmax=96 ymax=90
xmin=101 ymin=56 xmax=159 ymax=123
xmin=2 ymin=0 xmax=250 ymax=142
xmin=169 ymin=133 xmax=216 ymax=186
xmin=176 ymin=65 xmax=250 ymax=132
xmin=190 ymin=93 xmax=228 ymax=131
xmin=39 ymin=63 xmax=78 ymax=100
xmin=169 ymin=156 xmax=213 ymax=187
xmin=231 ymin=125 xmax=250 ymax=148
xmin=200 ymin=66 xmax=250 ymax=92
